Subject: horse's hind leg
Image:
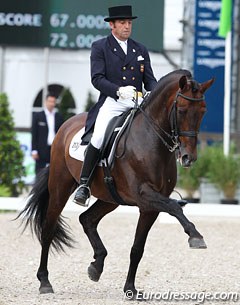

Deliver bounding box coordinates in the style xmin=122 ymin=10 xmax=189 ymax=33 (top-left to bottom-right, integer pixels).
xmin=79 ymin=200 xmax=118 ymax=282
xmin=37 ymin=219 xmax=55 ymax=294
xmin=37 ymin=168 xmax=75 ymax=294
xmin=123 ymin=211 xmax=159 ymax=299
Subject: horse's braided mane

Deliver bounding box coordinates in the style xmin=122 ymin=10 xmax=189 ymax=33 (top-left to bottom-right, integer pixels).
xmin=148 ymin=69 xmax=192 ymax=102
xmin=157 ymin=69 xmax=192 ymax=90
xmin=159 ymin=69 xmax=192 ymax=81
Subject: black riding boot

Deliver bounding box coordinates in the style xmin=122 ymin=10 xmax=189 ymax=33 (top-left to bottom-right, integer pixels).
xmin=73 ymin=143 xmax=100 ymax=206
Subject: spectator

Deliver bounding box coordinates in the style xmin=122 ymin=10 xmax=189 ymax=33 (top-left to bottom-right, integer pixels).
xmin=31 ymin=93 xmax=64 ymax=174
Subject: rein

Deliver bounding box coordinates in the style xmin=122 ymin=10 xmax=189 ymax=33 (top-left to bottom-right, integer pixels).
xmin=138 ymin=90 xmax=205 ymax=153
xmin=115 ymin=88 xmax=205 ymax=158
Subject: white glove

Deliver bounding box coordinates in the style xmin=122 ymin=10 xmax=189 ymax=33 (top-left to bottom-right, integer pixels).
xmin=117 ymin=86 xmax=136 ymax=100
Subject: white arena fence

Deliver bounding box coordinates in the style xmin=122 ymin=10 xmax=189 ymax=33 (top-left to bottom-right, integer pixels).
xmin=0 ymin=195 xmax=240 ymax=224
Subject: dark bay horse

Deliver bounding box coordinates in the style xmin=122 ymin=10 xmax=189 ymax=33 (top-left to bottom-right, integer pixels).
xmin=18 ymin=69 xmax=214 ymax=297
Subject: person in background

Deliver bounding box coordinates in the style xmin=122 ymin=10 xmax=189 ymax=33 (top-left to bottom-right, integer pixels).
xmin=73 ymin=5 xmax=157 ymax=206
xmin=31 ymin=93 xmax=64 ymax=174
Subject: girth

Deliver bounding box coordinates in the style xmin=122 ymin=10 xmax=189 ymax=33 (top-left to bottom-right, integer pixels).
xmin=101 ymin=107 xmax=138 ymax=205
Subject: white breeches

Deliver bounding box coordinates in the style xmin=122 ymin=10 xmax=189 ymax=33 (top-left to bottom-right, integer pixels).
xmin=91 ymin=97 xmax=143 ymax=149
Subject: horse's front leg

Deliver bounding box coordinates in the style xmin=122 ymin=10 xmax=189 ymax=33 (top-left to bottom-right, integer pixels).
xmin=79 ymin=199 xmax=118 ymax=282
xmin=123 ymin=211 xmax=159 ymax=300
xmin=139 ymin=183 xmax=207 ymax=249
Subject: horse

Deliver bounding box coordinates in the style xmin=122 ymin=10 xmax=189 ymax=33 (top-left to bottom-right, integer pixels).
xmin=17 ymin=69 xmax=214 ymax=298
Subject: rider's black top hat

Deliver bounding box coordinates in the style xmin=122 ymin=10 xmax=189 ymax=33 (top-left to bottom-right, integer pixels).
xmin=104 ymin=5 xmax=137 ymax=22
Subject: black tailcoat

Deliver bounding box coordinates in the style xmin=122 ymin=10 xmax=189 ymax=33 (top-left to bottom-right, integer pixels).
xmin=84 ymin=34 xmax=157 ymax=136
xmin=31 ymin=110 xmax=63 ymax=162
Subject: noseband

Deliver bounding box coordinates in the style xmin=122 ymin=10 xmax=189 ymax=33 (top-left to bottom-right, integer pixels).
xmin=138 ymin=90 xmax=205 ymax=153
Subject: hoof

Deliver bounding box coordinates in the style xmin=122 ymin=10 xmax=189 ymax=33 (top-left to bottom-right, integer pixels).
xmin=88 ymin=263 xmax=101 ymax=282
xmin=39 ymin=284 xmax=54 ymax=294
xmin=189 ymin=237 xmax=207 ymax=249
xmin=177 ymin=199 xmax=188 ymax=207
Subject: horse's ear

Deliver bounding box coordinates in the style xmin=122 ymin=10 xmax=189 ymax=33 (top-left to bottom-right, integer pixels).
xmin=179 ymin=75 xmax=188 ymax=90
xmin=201 ymin=78 xmax=215 ymax=93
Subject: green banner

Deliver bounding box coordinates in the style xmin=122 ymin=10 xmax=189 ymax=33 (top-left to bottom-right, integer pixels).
xmin=218 ymin=0 xmax=232 ymax=37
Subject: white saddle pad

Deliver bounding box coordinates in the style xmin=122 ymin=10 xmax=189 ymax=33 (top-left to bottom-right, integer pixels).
xmin=69 ymin=128 xmax=87 ymax=161
xmin=69 ymin=128 xmax=108 ymax=166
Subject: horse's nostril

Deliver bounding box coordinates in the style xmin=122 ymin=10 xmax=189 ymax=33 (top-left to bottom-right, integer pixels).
xmin=181 ymin=155 xmax=192 ymax=167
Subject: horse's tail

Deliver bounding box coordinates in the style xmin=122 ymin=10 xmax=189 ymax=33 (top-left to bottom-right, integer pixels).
xmin=17 ymin=166 xmax=74 ymax=252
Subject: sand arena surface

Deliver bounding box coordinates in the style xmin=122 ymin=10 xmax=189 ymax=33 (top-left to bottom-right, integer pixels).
xmin=0 ymin=210 xmax=240 ymax=305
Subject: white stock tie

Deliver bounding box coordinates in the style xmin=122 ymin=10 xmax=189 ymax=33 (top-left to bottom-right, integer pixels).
xmin=119 ymin=41 xmax=127 ymax=54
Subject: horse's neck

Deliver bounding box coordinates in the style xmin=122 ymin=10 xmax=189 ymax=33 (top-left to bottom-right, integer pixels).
xmin=145 ymin=89 xmax=173 ymax=130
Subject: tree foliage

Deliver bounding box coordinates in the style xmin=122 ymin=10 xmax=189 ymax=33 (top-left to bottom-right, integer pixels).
xmin=0 ymin=93 xmax=25 ymax=196
xmin=57 ymin=88 xmax=76 ymax=121
xmin=84 ymin=91 xmax=96 ymax=112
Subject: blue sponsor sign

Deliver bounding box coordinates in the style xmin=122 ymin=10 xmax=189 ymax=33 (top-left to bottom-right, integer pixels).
xmin=194 ymin=0 xmax=225 ymax=133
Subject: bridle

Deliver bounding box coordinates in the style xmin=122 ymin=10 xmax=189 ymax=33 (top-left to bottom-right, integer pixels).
xmin=169 ymin=91 xmax=205 ymax=138
xmin=138 ymin=90 xmax=205 ymax=153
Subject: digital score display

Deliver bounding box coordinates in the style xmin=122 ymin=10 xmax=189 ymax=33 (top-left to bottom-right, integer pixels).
xmin=0 ymin=1 xmax=164 ymax=52
xmin=0 ymin=12 xmax=109 ymax=48
xmin=48 ymin=13 xmax=109 ymax=49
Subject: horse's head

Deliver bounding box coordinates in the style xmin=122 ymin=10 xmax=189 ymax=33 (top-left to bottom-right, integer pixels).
xmin=170 ymin=75 xmax=214 ymax=167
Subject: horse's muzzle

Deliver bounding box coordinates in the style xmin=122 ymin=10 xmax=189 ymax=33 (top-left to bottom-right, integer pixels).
xmin=180 ymin=154 xmax=193 ymax=167
xmin=179 ymin=153 xmax=195 ymax=168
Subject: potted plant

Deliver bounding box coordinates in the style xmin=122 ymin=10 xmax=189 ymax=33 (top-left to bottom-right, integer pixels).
xmin=0 ymin=185 xmax=11 ymax=197
xmin=207 ymin=146 xmax=240 ymax=204
xmin=177 ymin=146 xmax=212 ymax=203
xmin=177 ymin=164 xmax=200 ymax=202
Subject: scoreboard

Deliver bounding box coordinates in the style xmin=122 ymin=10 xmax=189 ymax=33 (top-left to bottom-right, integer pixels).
xmin=0 ymin=0 xmax=164 ymax=51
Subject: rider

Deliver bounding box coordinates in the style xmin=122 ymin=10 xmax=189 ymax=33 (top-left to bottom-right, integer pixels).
xmin=73 ymin=5 xmax=157 ymax=206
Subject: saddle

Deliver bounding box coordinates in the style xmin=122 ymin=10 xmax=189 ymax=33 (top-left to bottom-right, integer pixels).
xmin=82 ymin=108 xmax=137 ymax=167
